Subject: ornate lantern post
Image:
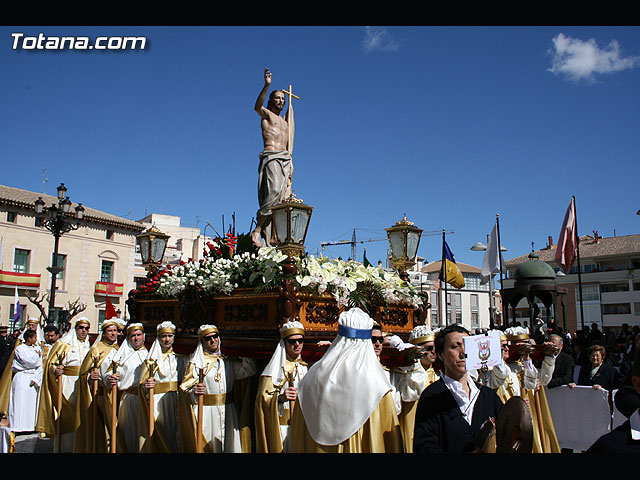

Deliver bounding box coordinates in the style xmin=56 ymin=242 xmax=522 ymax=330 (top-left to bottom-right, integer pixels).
xmin=136 ymin=224 xmax=170 ymax=273
xmin=34 ymin=183 xmax=85 ymax=328
xmin=270 ymin=194 xmax=313 ymax=324
xmin=385 ymin=214 xmax=423 ymax=282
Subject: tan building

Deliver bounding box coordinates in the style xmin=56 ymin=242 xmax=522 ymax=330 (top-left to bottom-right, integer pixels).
xmin=0 ymin=184 xmax=145 ymax=334
xmin=419 ymin=260 xmax=500 ymax=332
xmin=504 ymin=232 xmax=640 ymax=334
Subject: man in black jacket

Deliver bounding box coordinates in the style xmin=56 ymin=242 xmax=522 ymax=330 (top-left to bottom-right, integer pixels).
xmin=547 ymin=334 xmax=575 ymax=388
xmin=413 ymin=324 xmax=503 ymax=453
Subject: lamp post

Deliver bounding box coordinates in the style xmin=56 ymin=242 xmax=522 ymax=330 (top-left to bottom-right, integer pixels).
xmin=385 ymin=215 xmax=423 ymax=282
xmin=136 ymin=224 xmax=170 ymax=273
xmin=271 ymin=194 xmax=313 ymax=325
xmin=470 ymin=237 xmax=507 ymax=329
xmin=34 ymin=183 xmax=85 ymax=329
xmin=271 ymin=194 xmax=313 ymax=259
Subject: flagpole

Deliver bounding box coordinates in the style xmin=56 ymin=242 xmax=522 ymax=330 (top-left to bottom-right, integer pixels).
xmin=441 ymin=229 xmax=448 ymax=326
xmin=572 ymin=196 xmax=585 ymax=331
xmin=495 ymin=214 xmax=506 ymax=328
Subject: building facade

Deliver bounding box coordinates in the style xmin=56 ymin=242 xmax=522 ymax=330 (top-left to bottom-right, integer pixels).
xmin=0 ymin=184 xmax=145 ymax=334
xmin=504 ymin=232 xmax=640 ymax=334
xmin=416 ymin=260 xmax=500 ymax=333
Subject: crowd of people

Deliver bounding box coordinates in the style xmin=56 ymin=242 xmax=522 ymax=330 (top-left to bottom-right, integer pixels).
xmin=0 ymin=311 xmax=638 ymax=454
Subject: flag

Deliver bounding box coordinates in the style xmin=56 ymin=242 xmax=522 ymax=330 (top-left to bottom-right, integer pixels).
xmin=105 ymin=296 xmax=117 ymax=320
xmin=13 ymin=286 xmax=22 ymax=325
xmin=363 ymin=249 xmax=371 ymax=267
xmin=440 ymin=241 xmax=465 ymax=289
xmin=555 ymin=197 xmax=577 ymax=273
xmin=480 ymin=223 xmax=502 ymax=284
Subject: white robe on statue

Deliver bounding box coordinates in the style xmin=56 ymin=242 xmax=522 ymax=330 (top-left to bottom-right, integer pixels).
xmin=8 ymin=343 xmax=42 ymax=432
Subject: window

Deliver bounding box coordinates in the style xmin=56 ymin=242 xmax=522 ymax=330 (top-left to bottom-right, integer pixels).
xmin=106 ymin=230 xmax=114 ymax=240
xmin=471 ymin=312 xmax=479 ymax=329
xmin=602 ymin=303 xmax=631 ymax=315
xmin=576 ymin=285 xmax=599 ymax=302
xmin=13 ymin=249 xmax=30 ymax=273
xmin=101 ymin=260 xmax=114 ymax=283
xmin=6 ymin=212 xmax=17 ymax=223
xmin=600 ymin=283 xmax=629 ymax=293
xmin=98 ymin=310 xmax=106 ymax=329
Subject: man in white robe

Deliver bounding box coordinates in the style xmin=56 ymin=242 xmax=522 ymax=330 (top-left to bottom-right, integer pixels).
xmin=101 ymin=322 xmax=147 ymax=453
xmin=178 ymin=325 xmax=256 ymax=453
xmin=8 ymin=329 xmax=42 ymax=432
xmin=138 ymin=321 xmax=187 ymax=453
xmin=36 ymin=317 xmax=92 ymax=452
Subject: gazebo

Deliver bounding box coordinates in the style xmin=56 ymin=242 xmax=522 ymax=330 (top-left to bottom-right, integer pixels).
xmin=501 ymin=252 xmax=568 ymax=332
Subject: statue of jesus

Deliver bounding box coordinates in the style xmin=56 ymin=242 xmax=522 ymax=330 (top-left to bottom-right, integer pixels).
xmin=251 ymin=68 xmax=295 ymax=248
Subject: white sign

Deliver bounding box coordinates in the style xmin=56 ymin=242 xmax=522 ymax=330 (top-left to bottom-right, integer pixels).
xmin=463 ymin=332 xmax=502 ymax=371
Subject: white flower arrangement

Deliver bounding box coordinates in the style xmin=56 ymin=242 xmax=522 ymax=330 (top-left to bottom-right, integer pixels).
xmin=152 ymin=247 xmax=424 ymax=309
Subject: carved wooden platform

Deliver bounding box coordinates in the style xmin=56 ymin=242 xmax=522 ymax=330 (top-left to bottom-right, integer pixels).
xmin=127 ymin=287 xmax=422 ymax=366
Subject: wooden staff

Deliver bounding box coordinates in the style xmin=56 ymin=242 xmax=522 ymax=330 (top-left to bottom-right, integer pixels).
xmin=108 ymin=360 xmax=119 ymax=454
xmin=55 ymin=352 xmax=66 ymax=453
xmin=196 ymin=365 xmax=206 ymax=453
xmin=90 ymin=355 xmax=99 ymax=453
xmin=146 ymin=359 xmax=158 ymax=438
xmin=283 ymin=366 xmax=296 ymax=417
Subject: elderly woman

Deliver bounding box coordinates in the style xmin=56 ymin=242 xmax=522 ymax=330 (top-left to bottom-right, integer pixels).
xmin=570 ymin=345 xmax=622 ymax=391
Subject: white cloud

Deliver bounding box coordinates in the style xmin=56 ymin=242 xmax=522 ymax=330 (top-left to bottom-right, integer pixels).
xmin=548 ymin=33 xmax=640 ymax=83
xmin=362 ymin=26 xmax=401 ymax=53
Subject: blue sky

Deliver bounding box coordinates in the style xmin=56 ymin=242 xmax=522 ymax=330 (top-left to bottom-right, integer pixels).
xmin=2 ymin=26 xmax=639 ymax=269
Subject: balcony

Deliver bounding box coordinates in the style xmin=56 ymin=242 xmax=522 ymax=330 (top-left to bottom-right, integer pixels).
xmin=0 ymin=270 xmax=41 ymax=289
xmin=95 ymin=281 xmax=124 ymax=297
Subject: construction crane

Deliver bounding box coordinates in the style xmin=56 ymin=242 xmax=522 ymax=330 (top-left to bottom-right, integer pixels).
xmin=321 ymin=229 xmax=386 ymax=261
xmin=320 ymin=228 xmax=454 ymax=262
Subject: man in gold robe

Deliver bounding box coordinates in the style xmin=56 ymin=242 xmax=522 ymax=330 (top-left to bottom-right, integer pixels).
xmin=73 ymin=318 xmax=120 ymax=452
xmin=138 ymin=321 xmax=187 ymax=453
xmin=101 ymin=322 xmax=147 ymax=453
xmin=178 ymin=324 xmax=256 ymax=453
xmin=289 ymin=307 xmax=403 ymax=453
xmin=36 ymin=317 xmax=91 ymax=452
xmin=498 ymin=326 xmax=561 ymax=453
xmin=254 ymin=320 xmax=308 ymax=452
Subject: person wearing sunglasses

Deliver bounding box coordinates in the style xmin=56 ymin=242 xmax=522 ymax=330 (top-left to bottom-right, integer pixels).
xmin=35 ymin=317 xmax=92 ymax=452
xmin=255 ymin=320 xmax=308 ymax=453
xmin=179 ymin=324 xmax=256 ymax=453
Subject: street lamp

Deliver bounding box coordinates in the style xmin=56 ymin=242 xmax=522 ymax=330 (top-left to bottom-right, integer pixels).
xmin=34 ymin=183 xmax=85 ymax=329
xmin=470 ymin=237 xmax=507 ymax=329
xmin=386 ymin=214 xmax=423 ymax=281
xmin=271 ymin=194 xmax=313 ymax=259
xmin=136 ymin=224 xmax=170 ymax=272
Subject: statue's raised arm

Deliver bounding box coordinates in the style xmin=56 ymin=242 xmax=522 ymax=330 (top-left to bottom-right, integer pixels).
xmin=251 ymin=68 xmax=294 ymax=249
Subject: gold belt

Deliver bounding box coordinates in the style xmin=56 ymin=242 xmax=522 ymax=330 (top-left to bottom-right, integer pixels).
xmin=153 ymin=381 xmax=178 ymax=394
xmin=201 ymin=393 xmax=231 ymax=406
xmin=63 ymin=366 xmax=80 ymax=376
xmin=122 ymin=386 xmax=139 ymax=395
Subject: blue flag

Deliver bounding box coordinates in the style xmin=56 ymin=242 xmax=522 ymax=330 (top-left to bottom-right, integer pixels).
xmin=440 ymin=241 xmax=465 ymax=289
